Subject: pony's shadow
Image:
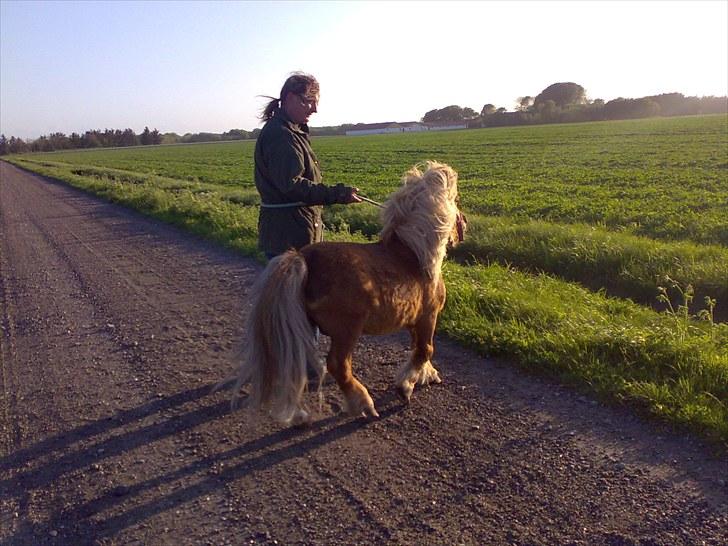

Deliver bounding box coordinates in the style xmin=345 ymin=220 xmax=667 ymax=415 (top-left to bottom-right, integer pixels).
xmin=3 ymin=386 xmax=405 ymax=543
xmin=0 ymin=384 xmax=216 ymax=474
xmin=0 ymin=384 xmax=230 ymax=494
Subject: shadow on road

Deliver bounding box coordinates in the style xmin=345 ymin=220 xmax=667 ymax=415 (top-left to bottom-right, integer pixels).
xmin=2 ymin=384 xmax=405 ymax=544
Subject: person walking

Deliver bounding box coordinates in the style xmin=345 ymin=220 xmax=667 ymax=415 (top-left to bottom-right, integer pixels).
xmin=254 ymin=72 xmax=360 ymax=380
xmin=254 ymin=72 xmax=360 ymax=259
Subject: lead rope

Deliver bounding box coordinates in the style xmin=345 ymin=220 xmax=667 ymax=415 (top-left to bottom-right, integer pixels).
xmin=357 ymin=194 xmax=385 ymax=208
xmin=260 ymin=195 xmax=384 ymax=208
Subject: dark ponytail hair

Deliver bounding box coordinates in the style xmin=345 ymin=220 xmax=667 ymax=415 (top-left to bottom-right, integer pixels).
xmin=259 ymin=72 xmax=319 ymax=121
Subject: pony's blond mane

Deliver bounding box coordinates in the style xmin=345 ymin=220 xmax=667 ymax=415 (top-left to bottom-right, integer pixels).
xmin=379 ymin=161 xmax=459 ymax=278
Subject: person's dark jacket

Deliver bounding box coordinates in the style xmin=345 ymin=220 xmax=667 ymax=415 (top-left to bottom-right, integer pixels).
xmin=254 ymin=110 xmax=354 ymax=256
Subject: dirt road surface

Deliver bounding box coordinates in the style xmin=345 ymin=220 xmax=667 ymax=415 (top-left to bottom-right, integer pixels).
xmin=0 ymin=161 xmax=726 ymax=545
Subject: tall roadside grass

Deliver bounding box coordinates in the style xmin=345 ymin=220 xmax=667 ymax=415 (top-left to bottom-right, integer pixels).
xmin=440 ymin=262 xmax=728 ymax=445
xmin=449 ymin=215 xmax=728 ymax=321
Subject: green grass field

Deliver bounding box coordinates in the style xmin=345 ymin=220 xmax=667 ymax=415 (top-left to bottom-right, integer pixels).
xmin=5 ymin=114 xmax=728 ymax=446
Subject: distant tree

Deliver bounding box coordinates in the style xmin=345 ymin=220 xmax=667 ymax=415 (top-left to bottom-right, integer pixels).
xmin=162 ymin=133 xmax=181 ymax=144
xmin=150 ymin=128 xmax=162 ymax=145
xmin=534 ymin=82 xmax=586 ymax=108
xmin=140 ymin=126 xmax=152 ymax=145
xmin=222 ymin=129 xmax=249 ymax=140
xmin=626 ymin=98 xmax=659 ymax=118
xmin=642 ymin=92 xmax=726 ymax=116
xmin=85 ymin=131 xmax=102 ymax=148
xmin=645 ymin=93 xmax=685 ymax=116
xmin=48 ymin=132 xmax=71 ymax=150
xmin=481 ymin=104 xmax=496 ymax=116
xmin=695 ymin=95 xmax=728 ymax=115
xmin=423 ymin=105 xmax=475 ymax=122
xmin=496 ymin=107 xmax=507 ymax=114
xmin=440 ymin=105 xmax=465 ymax=121
xmin=8 ymin=136 xmax=29 ymax=154
xmin=69 ymin=132 xmax=83 ymax=148
xmin=517 ymin=96 xmax=534 ymax=111
xmin=101 ymin=129 xmax=117 ymax=147
xmin=186 ymin=132 xmax=221 ymax=143
xmin=603 ymin=97 xmax=660 ymax=119
xmin=537 ymin=99 xmax=560 ymax=122
xmin=422 ymin=109 xmax=439 ymax=122
xmin=0 ymin=134 xmax=8 ymax=155
xmin=119 ymin=128 xmax=138 ymax=147
xmin=462 ymin=107 xmax=478 ymax=119
xmin=33 ymin=135 xmax=53 ymax=152
xmin=310 ymin=125 xmax=346 ymax=136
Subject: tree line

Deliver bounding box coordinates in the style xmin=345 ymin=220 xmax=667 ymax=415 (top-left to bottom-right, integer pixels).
xmin=2 ymin=83 xmax=726 ymax=155
xmin=423 ymin=83 xmax=727 ymax=128
xmin=160 ymin=128 xmax=259 ymax=145
xmin=0 ymin=125 xmax=264 ymax=155
xmin=0 ymin=126 xmax=165 ymax=155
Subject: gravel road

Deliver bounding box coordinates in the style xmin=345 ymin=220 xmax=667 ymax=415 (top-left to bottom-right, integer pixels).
xmin=1 ymin=161 xmax=726 ymax=545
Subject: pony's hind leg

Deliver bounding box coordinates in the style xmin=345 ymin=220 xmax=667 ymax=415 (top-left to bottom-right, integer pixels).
xmin=327 ymin=332 xmax=379 ymax=418
xmin=396 ymin=320 xmax=441 ymax=402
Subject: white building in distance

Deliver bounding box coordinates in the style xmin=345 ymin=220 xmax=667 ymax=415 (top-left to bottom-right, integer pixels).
xmin=345 ymin=121 xmax=466 ymax=136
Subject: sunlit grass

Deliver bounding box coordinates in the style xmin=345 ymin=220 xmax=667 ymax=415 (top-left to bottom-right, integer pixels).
xmin=440 ymin=261 xmax=728 ymax=444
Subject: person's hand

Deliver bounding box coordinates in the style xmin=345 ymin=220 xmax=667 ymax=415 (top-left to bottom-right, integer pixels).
xmin=343 ymin=187 xmax=362 ymax=204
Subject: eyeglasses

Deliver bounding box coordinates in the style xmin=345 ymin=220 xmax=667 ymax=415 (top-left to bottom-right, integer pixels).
xmin=297 ymin=94 xmax=318 ymax=109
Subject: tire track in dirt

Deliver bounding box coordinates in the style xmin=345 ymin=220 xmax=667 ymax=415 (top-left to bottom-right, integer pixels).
xmin=0 ymin=226 xmax=21 ymax=455
xmin=0 ymin=188 xmax=26 ymax=531
xmin=1 ymin=161 xmax=726 ymax=545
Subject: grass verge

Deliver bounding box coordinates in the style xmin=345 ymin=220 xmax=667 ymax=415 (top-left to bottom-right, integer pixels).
xmin=440 ymin=261 xmax=728 ymax=445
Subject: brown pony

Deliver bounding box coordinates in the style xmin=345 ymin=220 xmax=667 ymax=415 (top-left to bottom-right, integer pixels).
xmin=230 ymin=161 xmax=465 ymax=425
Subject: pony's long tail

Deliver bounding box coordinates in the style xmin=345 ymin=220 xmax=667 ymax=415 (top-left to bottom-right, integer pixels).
xmin=231 ymin=250 xmax=319 ymax=424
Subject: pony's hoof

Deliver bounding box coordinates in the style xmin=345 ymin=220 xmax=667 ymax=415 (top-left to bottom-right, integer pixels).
xmin=289 ymin=408 xmax=312 ymax=427
xmin=345 ymin=396 xmax=379 ymax=418
xmin=344 ymin=384 xmax=378 ymax=418
xmin=418 ymin=361 xmax=442 ymax=386
xmin=396 ymin=383 xmax=414 ymax=403
xmin=362 ymin=404 xmax=380 ymax=419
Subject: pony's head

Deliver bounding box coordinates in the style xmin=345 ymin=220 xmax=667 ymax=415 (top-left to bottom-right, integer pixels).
xmin=380 ymin=161 xmax=464 ymax=278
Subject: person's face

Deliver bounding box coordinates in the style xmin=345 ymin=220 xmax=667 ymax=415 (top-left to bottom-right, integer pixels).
xmin=283 ymin=88 xmax=319 ymax=125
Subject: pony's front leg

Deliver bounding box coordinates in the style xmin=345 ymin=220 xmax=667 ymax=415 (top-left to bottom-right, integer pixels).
xmin=396 ymin=320 xmax=441 ymax=402
xmin=327 ymin=334 xmax=379 ymax=418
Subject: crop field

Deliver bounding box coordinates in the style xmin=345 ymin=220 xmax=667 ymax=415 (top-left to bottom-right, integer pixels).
xmin=5 ymin=114 xmax=728 ymax=444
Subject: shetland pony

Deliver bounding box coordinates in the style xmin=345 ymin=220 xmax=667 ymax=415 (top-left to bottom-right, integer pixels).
xmin=230 ymin=161 xmax=465 ymax=425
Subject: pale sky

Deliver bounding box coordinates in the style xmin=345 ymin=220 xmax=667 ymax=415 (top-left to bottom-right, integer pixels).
xmin=1 ymin=0 xmax=726 ymax=139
